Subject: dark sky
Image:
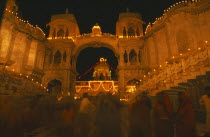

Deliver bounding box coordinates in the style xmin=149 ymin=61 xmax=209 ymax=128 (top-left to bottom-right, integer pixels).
xmin=2 ymin=0 xmax=179 ymax=80
xmin=16 ymin=0 xmax=179 ymax=34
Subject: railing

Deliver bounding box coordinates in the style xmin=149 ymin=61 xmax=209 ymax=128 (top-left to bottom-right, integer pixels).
xmin=138 ymin=47 xmax=210 ymax=93
xmin=0 ymin=70 xmax=47 ymax=95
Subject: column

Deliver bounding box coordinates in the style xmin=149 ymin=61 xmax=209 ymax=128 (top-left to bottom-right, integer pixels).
xmin=118 ymin=69 xmax=126 ymax=96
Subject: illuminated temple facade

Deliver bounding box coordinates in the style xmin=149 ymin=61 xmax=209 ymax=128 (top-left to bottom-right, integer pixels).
xmin=0 ymin=0 xmax=210 ymax=99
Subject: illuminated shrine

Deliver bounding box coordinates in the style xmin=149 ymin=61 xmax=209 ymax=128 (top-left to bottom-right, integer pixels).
xmin=75 ymin=58 xmax=136 ymax=98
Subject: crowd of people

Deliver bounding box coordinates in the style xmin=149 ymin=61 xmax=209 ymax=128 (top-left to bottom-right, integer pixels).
xmin=73 ymin=87 xmax=210 ymax=137
xmin=0 ymin=86 xmax=210 ymax=137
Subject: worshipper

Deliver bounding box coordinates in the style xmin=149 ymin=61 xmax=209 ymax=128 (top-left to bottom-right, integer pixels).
xmin=129 ymin=93 xmax=152 ymax=137
xmin=95 ymin=93 xmax=121 ymax=137
xmin=154 ymin=92 xmax=174 ymax=137
xmin=176 ymin=91 xmax=196 ymax=137
xmin=77 ymin=92 xmax=95 ymax=137
xmin=200 ymin=86 xmax=210 ymax=136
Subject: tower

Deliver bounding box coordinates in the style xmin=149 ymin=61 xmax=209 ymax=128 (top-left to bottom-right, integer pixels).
xmin=116 ymin=9 xmax=145 ymax=94
xmin=47 ymin=8 xmax=80 ymax=39
xmin=116 ymin=8 xmax=144 ymax=37
xmin=43 ymin=9 xmax=80 ymax=96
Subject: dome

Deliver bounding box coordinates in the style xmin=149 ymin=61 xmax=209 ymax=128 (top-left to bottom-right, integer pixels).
xmin=93 ymin=58 xmax=111 ymax=80
xmin=94 ymin=58 xmax=109 ymax=71
xmin=92 ymin=23 xmax=102 ymax=35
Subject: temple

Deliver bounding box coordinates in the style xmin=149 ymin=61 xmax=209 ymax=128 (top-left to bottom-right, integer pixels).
xmin=1 ymin=0 xmax=210 ymax=136
xmin=0 ymin=0 xmax=210 ymax=100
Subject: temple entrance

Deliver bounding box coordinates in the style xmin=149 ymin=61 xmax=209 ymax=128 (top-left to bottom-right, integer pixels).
xmin=76 ymin=47 xmax=118 ymax=81
xmin=74 ymin=46 xmax=118 ymax=97
xmin=47 ymin=79 xmax=62 ymax=94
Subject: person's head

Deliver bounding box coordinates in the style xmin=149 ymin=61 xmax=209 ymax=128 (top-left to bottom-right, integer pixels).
xmin=204 ymin=86 xmax=210 ymax=97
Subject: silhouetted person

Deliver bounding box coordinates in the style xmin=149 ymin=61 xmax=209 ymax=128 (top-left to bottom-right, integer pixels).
xmin=154 ymin=92 xmax=173 ymax=137
xmin=77 ymin=92 xmax=95 ymax=137
xmin=176 ymin=92 xmax=196 ymax=137
xmin=95 ymin=93 xmax=121 ymax=137
xmin=130 ymin=94 xmax=152 ymax=137
xmin=200 ymin=86 xmax=210 ymax=136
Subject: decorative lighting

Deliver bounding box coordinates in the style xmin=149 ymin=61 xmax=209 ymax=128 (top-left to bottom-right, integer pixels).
xmin=205 ymin=41 xmax=208 ymax=44
xmin=198 ymin=47 xmax=201 ymax=50
xmin=180 ymin=53 xmax=183 ymax=55
xmin=188 ymin=48 xmax=190 ymax=51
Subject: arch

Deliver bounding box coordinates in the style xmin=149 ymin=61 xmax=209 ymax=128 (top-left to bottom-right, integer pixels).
xmin=127 ymin=78 xmax=141 ymax=86
xmin=123 ymin=27 xmax=127 ymax=37
xmin=129 ymin=49 xmax=137 ymax=65
xmin=47 ymin=79 xmax=62 ymax=94
xmin=57 ymin=29 xmax=64 ymax=39
xmin=75 ymin=45 xmax=118 ymax=81
xmin=128 ymin=27 xmax=135 ymax=36
xmin=124 ymin=50 xmax=128 ymax=63
xmin=54 ymin=50 xmax=62 ymax=64
xmin=72 ymin=42 xmax=119 ymax=60
xmin=63 ymin=51 xmax=67 ymax=62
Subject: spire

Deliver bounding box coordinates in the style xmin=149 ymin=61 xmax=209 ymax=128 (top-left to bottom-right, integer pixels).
xmin=66 ymin=8 xmax=69 ymax=14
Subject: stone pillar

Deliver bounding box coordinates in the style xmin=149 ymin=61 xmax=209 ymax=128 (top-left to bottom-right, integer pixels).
xmin=118 ymin=69 xmax=126 ymax=96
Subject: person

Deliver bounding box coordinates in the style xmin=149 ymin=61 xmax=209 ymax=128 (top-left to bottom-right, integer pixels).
xmin=176 ymin=92 xmax=196 ymax=137
xmin=200 ymin=86 xmax=210 ymax=136
xmin=130 ymin=93 xmax=152 ymax=137
xmin=95 ymin=93 xmax=121 ymax=137
xmin=154 ymin=92 xmax=173 ymax=137
xmin=77 ymin=92 xmax=95 ymax=137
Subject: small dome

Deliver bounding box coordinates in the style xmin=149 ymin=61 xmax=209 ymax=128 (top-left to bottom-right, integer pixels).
xmin=93 ymin=58 xmax=111 ymax=80
xmin=92 ymin=23 xmax=102 ymax=35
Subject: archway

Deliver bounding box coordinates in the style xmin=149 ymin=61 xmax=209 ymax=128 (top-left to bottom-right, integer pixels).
xmin=47 ymin=79 xmax=62 ymax=94
xmin=76 ymin=47 xmax=118 ymax=81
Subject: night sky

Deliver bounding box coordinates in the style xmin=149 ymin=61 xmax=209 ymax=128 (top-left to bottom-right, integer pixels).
xmin=1 ymin=0 xmax=179 ymax=80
